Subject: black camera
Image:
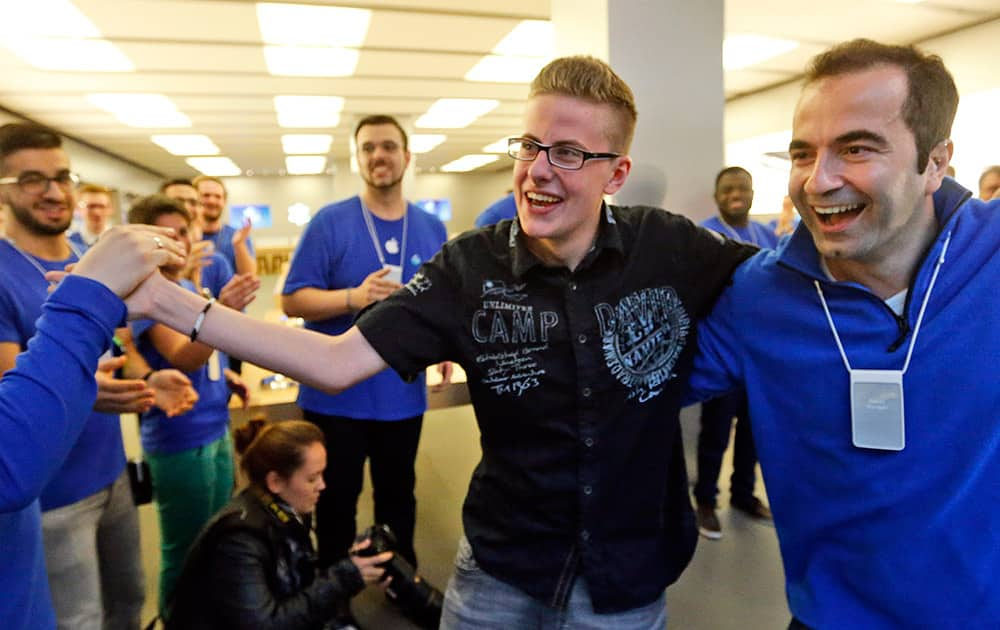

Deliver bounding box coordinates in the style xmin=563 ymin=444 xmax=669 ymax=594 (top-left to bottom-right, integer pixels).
xmin=353 ymin=524 xmax=444 ymax=630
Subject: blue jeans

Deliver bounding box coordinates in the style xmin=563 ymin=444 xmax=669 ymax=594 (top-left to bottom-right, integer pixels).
xmin=441 ymin=536 xmax=667 ymax=629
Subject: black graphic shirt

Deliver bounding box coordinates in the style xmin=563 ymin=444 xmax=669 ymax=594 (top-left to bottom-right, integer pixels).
xmin=356 ymin=204 xmax=754 ymax=612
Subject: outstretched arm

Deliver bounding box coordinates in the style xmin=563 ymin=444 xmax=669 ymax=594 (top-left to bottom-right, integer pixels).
xmin=128 ymin=272 xmax=388 ymax=394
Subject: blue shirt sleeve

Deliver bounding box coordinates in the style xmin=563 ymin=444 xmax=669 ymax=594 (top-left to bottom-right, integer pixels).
xmin=0 ymin=276 xmax=124 ymax=511
xmin=283 ymin=212 xmax=338 ymax=294
xmin=684 ymin=283 xmax=744 ymax=406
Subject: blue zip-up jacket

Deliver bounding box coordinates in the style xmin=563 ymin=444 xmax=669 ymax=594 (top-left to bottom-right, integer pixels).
xmin=0 ymin=276 xmax=125 ymax=629
xmin=688 ymin=179 xmax=1000 ymax=628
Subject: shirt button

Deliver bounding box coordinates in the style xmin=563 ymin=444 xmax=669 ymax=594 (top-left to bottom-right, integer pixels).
xmin=580 ymin=530 xmax=590 ymax=542
xmin=582 ymin=387 xmax=592 ymax=398
xmin=583 ymin=485 xmax=593 ymax=495
xmin=569 ymin=282 xmax=577 ymax=291
xmin=577 ymin=334 xmax=587 ymax=344
xmin=584 ymin=437 xmax=594 ymax=448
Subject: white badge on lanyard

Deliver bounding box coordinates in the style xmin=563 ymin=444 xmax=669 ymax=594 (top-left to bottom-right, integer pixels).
xmin=849 ymin=369 xmax=904 ymax=450
xmin=382 ymin=263 xmax=403 ymax=284
xmin=361 ymin=201 xmax=408 ymax=286
xmin=814 ymin=232 xmax=951 ymax=453
xmin=208 ymin=350 xmax=221 ymax=381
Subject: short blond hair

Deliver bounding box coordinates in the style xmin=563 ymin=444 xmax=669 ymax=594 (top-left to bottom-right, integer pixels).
xmin=529 ymin=56 xmax=637 ymax=153
xmin=192 ymin=175 xmax=226 ymax=196
xmin=77 ymin=183 xmax=112 ymax=195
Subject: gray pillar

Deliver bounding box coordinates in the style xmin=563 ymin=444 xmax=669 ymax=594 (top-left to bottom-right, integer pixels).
xmin=552 ymin=0 xmax=724 ymax=221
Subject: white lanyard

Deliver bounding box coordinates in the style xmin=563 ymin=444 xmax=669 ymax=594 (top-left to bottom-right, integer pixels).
xmin=814 ymin=232 xmax=951 ymax=374
xmin=4 ymin=237 xmax=83 ymax=283
xmin=718 ymin=220 xmax=760 ymax=246
xmin=360 ymin=200 xmax=407 ymax=269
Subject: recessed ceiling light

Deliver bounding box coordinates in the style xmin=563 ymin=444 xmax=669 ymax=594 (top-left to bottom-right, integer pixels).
xmin=482 ymin=137 xmax=511 ymax=153
xmin=5 ymin=0 xmax=101 ymax=37
xmin=151 ymin=134 xmax=220 ymax=156
xmin=285 ymin=155 xmax=327 ymax=175
xmin=186 ymin=157 xmax=242 ymax=177
xmin=723 ymin=34 xmax=799 ymax=71
xmin=87 ymin=93 xmax=191 ymax=128
xmin=281 ymin=134 xmax=333 ymax=154
xmin=415 ymin=99 xmax=499 ymax=129
xmin=410 ymin=134 xmax=447 ymax=153
xmin=256 ymin=3 xmax=371 ymax=47
xmin=440 ymin=154 xmax=499 ymax=172
xmin=492 ymin=20 xmax=554 ymax=58
xmin=465 ymin=55 xmax=548 ymax=83
xmin=4 ymin=38 xmax=134 ymax=72
xmin=274 ymin=95 xmax=345 ymax=128
xmin=263 ymin=46 xmax=359 ymax=77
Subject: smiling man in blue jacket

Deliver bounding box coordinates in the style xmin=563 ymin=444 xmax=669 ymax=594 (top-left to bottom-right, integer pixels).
xmin=689 ymin=39 xmax=1000 ymax=628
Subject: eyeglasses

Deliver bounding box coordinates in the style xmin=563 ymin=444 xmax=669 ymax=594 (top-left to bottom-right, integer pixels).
xmin=507 ymin=137 xmax=620 ymax=171
xmin=0 ymin=170 xmax=80 ymax=195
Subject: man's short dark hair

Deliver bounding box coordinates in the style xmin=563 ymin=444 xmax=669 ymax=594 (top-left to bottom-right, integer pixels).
xmin=159 ymin=178 xmax=194 ymax=193
xmin=979 ymin=165 xmax=1000 ymax=188
xmin=714 ymin=166 xmax=752 ymax=191
xmin=0 ymin=123 xmax=62 ymax=167
xmin=804 ymin=38 xmax=958 ymax=174
xmin=128 ymin=194 xmax=191 ymax=226
xmin=354 ymin=115 xmax=408 ymax=151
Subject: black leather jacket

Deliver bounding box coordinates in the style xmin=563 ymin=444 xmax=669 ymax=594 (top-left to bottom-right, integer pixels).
xmin=165 ymin=488 xmax=365 ymax=629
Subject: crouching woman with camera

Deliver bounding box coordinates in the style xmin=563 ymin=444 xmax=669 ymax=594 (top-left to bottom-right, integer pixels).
xmin=164 ymin=420 xmax=391 ymax=628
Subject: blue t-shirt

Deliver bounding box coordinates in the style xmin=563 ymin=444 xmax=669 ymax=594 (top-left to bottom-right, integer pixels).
xmin=474 ymin=193 xmax=518 ymax=228
xmin=131 ymin=280 xmax=230 ymax=455
xmin=0 ymin=240 xmax=125 ymax=510
xmin=203 ymin=224 xmax=254 ymax=275
xmin=283 ymin=196 xmax=447 ymax=419
xmin=701 ymin=216 xmax=778 ymax=249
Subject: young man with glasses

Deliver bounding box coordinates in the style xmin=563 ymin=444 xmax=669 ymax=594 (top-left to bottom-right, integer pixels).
xmin=121 ymin=57 xmax=754 ymax=628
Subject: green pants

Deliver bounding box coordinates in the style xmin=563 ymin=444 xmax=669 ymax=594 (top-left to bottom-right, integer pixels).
xmin=147 ymin=432 xmax=234 ymax=612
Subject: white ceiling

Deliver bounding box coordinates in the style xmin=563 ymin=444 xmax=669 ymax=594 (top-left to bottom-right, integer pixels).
xmin=0 ymin=0 xmax=996 ymax=180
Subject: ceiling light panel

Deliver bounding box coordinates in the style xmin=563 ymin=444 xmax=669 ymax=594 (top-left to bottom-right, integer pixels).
xmin=186 ymin=157 xmax=242 ymax=177
xmin=465 ymin=55 xmax=548 ymax=83
xmin=263 ymin=46 xmax=359 ymax=77
xmin=3 ymin=38 xmax=134 ymax=72
xmin=87 ymin=93 xmax=191 ymax=128
xmin=285 ymin=155 xmax=327 ymax=175
xmin=492 ymin=20 xmax=555 ymax=58
xmin=256 ymin=3 xmax=371 ymax=46
xmin=281 ymin=134 xmax=333 ymax=154
xmin=723 ymin=34 xmax=799 ymax=71
xmin=409 ymin=134 xmax=447 ymax=154
xmin=482 ymin=137 xmax=510 ymax=153
xmin=151 ymin=134 xmax=220 ymax=156
xmin=440 ymin=154 xmax=499 ymax=172
xmin=415 ymin=99 xmax=499 ymax=129
xmin=4 ymin=0 xmax=100 ymax=37
xmin=274 ymin=96 xmax=345 ymax=128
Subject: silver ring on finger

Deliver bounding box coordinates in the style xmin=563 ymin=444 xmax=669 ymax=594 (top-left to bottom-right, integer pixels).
xmin=153 ymin=236 xmax=164 ymax=249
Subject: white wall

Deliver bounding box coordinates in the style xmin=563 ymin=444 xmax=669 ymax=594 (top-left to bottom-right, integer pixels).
xmin=222 ymin=162 xmax=513 ymax=246
xmin=723 ymin=19 xmax=1000 ymax=214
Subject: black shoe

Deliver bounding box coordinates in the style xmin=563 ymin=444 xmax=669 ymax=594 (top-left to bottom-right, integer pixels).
xmin=696 ymin=503 xmax=722 ymax=540
xmin=731 ymin=497 xmax=772 ymax=520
